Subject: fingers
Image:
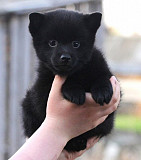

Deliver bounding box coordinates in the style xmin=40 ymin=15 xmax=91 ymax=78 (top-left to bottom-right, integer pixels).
xmin=110 ymin=76 xmax=117 ymax=93
xmin=49 ymin=75 xmax=66 ymax=100
xmin=59 ymin=137 xmax=99 ymax=160
xmin=99 ymin=77 xmax=120 ymax=117
xmin=51 ymin=75 xmax=66 ymax=93
xmin=85 ymin=76 xmax=120 ymax=107
xmin=109 ymin=76 xmax=120 ymax=106
xmin=86 ymin=137 xmax=99 ymax=149
xmin=96 ymin=115 xmax=108 ymax=126
xmin=85 ymin=93 xmax=99 ymax=107
xmin=74 ymin=137 xmax=99 ymax=158
xmin=83 ymin=76 xmax=120 ymax=121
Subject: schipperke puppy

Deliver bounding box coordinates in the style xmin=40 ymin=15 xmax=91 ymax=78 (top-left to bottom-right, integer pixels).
xmin=22 ymin=9 xmax=117 ymax=152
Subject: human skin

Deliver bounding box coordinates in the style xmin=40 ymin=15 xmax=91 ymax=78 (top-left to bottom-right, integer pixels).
xmin=9 ymin=76 xmax=120 ymax=160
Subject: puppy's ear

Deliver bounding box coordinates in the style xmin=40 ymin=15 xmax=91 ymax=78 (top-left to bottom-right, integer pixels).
xmin=84 ymin=12 xmax=102 ymax=33
xmin=29 ymin=13 xmax=45 ymax=37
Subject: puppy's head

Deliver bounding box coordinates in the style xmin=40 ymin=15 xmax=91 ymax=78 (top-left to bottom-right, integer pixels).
xmin=29 ymin=9 xmax=102 ymax=76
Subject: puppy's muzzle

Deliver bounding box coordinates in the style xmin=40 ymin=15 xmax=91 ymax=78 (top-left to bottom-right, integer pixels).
xmin=60 ymin=54 xmax=71 ymax=65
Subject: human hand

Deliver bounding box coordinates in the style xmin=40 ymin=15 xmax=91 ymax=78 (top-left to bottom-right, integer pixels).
xmin=57 ymin=137 xmax=99 ymax=160
xmin=45 ymin=75 xmax=120 ymax=142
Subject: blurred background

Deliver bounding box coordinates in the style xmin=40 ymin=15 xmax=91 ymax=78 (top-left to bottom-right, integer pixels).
xmin=0 ymin=0 xmax=141 ymax=159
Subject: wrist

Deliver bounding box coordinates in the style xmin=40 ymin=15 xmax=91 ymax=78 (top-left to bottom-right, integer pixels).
xmin=43 ymin=117 xmax=69 ymax=146
xmin=10 ymin=117 xmax=69 ymax=160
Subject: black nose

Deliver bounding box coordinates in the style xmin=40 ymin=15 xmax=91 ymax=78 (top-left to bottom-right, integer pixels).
xmin=60 ymin=54 xmax=71 ymax=64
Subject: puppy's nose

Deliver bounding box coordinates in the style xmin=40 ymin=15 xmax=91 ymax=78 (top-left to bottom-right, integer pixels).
xmin=60 ymin=54 xmax=71 ymax=64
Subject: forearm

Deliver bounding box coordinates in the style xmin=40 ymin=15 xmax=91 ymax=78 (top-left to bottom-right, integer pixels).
xmin=9 ymin=118 xmax=68 ymax=160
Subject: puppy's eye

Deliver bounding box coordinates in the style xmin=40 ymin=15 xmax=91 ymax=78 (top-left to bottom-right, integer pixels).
xmin=72 ymin=41 xmax=80 ymax=48
xmin=48 ymin=40 xmax=58 ymax=47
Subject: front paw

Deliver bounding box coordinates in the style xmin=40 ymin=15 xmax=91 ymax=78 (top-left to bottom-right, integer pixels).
xmin=62 ymin=84 xmax=85 ymax=105
xmin=91 ymin=80 xmax=113 ymax=105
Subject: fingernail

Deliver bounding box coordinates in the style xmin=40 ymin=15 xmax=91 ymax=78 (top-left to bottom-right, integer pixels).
xmin=112 ymin=76 xmax=118 ymax=83
xmin=55 ymin=75 xmax=60 ymax=79
xmin=112 ymin=76 xmax=117 ymax=80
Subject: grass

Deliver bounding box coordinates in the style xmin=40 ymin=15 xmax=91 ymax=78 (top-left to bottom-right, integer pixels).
xmin=115 ymin=114 xmax=141 ymax=133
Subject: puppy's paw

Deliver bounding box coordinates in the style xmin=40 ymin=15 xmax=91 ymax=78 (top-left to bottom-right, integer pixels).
xmin=91 ymin=80 xmax=113 ymax=105
xmin=62 ymin=84 xmax=85 ymax=105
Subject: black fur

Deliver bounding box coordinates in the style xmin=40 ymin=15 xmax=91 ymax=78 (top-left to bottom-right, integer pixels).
xmin=22 ymin=9 xmax=117 ymax=152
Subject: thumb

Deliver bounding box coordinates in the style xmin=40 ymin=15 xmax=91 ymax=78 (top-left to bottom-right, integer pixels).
xmin=49 ymin=75 xmax=66 ymax=99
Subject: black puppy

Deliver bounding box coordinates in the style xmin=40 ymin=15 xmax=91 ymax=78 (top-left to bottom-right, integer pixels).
xmin=22 ymin=9 xmax=117 ymax=152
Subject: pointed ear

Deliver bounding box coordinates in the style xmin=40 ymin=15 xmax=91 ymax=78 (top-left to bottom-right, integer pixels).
xmin=29 ymin=12 xmax=45 ymax=37
xmin=84 ymin=12 xmax=102 ymax=33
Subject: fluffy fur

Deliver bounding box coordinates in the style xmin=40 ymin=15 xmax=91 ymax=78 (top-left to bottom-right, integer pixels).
xmin=22 ymin=9 xmax=117 ymax=152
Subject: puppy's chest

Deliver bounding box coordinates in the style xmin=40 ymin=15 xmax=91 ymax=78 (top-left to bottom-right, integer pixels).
xmin=69 ymin=71 xmax=95 ymax=92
